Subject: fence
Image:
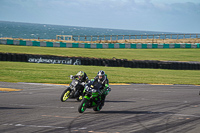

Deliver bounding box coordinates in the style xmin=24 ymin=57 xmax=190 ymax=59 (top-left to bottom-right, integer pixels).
xmin=57 ymin=33 xmax=200 ymax=42
xmin=1 ymin=39 xmax=200 ymax=49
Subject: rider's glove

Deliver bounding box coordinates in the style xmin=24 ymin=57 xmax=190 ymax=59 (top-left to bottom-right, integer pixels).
xmin=103 ymin=87 xmax=111 ymax=95
xmin=70 ymin=75 xmax=73 ymax=79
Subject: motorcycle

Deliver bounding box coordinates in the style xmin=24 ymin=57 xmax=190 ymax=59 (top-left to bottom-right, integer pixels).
xmin=78 ymin=80 xmax=109 ymax=113
xmin=60 ymin=76 xmax=85 ymax=102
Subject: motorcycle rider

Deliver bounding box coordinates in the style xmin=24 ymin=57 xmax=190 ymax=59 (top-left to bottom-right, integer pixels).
xmin=70 ymin=71 xmax=89 ymax=84
xmin=70 ymin=71 xmax=89 ymax=99
xmin=91 ymin=70 xmax=111 ymax=106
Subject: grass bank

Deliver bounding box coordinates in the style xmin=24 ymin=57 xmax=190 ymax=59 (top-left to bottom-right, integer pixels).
xmin=0 ymin=45 xmax=200 ymax=62
xmin=0 ymin=62 xmax=199 ymax=85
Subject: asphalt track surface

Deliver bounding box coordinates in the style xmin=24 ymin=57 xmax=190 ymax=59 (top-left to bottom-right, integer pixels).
xmin=0 ymin=82 xmax=200 ymax=133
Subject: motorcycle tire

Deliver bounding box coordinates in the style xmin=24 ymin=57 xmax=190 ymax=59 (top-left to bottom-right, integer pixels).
xmin=60 ymin=87 xmax=71 ymax=102
xmin=78 ymin=98 xmax=88 ymax=113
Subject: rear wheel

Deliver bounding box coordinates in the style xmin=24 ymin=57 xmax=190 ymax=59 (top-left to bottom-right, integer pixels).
xmin=78 ymin=98 xmax=88 ymax=113
xmin=60 ymin=88 xmax=71 ymax=102
xmin=93 ymin=103 xmax=103 ymax=111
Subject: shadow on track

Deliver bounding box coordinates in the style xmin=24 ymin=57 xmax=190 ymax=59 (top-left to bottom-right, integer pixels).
xmin=0 ymin=107 xmax=32 ymax=110
xmin=105 ymin=100 xmax=135 ymax=103
xmin=98 ymin=110 xmax=173 ymax=115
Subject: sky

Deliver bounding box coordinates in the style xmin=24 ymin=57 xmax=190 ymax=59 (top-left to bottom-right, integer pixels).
xmin=0 ymin=0 xmax=200 ymax=33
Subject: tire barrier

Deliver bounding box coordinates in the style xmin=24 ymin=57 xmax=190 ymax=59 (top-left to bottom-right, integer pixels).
xmin=0 ymin=52 xmax=200 ymax=70
xmin=1 ymin=39 xmax=200 ymax=49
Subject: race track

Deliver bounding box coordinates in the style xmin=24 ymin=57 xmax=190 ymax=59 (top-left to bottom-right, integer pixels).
xmin=0 ymin=82 xmax=200 ymax=133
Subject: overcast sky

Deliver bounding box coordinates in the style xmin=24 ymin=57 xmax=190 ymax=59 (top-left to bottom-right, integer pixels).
xmin=0 ymin=0 xmax=200 ymax=33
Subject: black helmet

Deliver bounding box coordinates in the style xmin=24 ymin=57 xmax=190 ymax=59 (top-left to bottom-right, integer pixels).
xmin=97 ymin=70 xmax=105 ymax=77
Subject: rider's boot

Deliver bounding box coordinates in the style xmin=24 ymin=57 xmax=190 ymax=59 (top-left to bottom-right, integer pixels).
xmin=101 ymin=95 xmax=106 ymax=106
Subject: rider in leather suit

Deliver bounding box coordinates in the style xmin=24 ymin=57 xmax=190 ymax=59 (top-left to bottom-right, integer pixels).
xmin=70 ymin=71 xmax=89 ymax=99
xmin=92 ymin=70 xmax=111 ymax=106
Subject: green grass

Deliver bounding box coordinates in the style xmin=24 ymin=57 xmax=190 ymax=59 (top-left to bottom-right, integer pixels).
xmin=0 ymin=44 xmax=200 ymax=62
xmin=0 ymin=62 xmax=199 ymax=85
xmin=0 ymin=44 xmax=200 ymax=85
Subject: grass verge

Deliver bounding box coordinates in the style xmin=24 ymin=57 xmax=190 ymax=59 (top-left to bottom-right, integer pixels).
xmin=0 ymin=61 xmax=199 ymax=85
xmin=0 ymin=44 xmax=200 ymax=62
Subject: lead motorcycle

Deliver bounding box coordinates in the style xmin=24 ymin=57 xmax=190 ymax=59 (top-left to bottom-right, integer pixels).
xmin=60 ymin=76 xmax=85 ymax=102
xmin=78 ymin=80 xmax=110 ymax=113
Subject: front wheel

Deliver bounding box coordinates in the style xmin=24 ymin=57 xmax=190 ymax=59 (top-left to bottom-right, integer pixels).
xmin=78 ymin=98 xmax=88 ymax=113
xmin=60 ymin=88 xmax=71 ymax=102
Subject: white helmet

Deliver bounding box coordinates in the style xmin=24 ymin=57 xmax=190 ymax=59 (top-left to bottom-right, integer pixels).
xmin=97 ymin=70 xmax=105 ymax=76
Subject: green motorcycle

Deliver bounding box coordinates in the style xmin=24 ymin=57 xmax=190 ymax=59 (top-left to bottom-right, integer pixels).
xmin=78 ymin=80 xmax=104 ymax=113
